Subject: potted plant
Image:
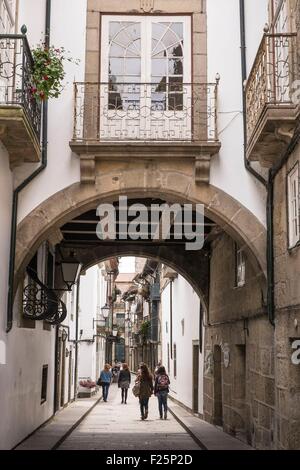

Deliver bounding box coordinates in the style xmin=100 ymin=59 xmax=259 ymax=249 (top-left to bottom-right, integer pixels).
xmin=29 ymin=44 xmax=78 ymax=101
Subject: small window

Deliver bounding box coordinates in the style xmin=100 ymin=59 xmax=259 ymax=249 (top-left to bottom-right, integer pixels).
xmin=166 ymin=321 xmax=168 ymax=333
xmin=173 ymin=343 xmax=177 ymax=379
xmin=41 ymin=365 xmax=48 ymax=404
xmin=288 ymin=164 xmax=300 ymax=249
xmin=181 ymin=319 xmax=184 ymax=336
xmin=235 ymin=243 xmax=246 ymax=288
xmin=167 ymin=343 xmax=170 ymax=373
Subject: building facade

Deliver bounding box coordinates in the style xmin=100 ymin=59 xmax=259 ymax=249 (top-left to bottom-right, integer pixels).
xmin=0 ymin=0 xmax=299 ymax=450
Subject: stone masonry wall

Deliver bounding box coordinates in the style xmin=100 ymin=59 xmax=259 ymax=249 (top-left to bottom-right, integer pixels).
xmin=204 ymin=232 xmax=276 ymax=449
xmin=273 ymin=142 xmax=300 ymax=449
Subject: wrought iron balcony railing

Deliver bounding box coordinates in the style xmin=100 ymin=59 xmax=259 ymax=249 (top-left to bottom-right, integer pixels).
xmin=245 ymin=32 xmax=299 ymax=144
xmin=23 ymin=267 xmax=67 ymax=325
xmin=0 ymin=34 xmax=41 ymax=139
xmin=72 ymin=81 xmax=218 ymax=143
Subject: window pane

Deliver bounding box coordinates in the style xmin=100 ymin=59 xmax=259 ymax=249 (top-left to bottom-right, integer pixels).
xmin=124 ymin=58 xmax=141 ymax=76
xmin=168 ymin=43 xmax=183 ymax=57
xmin=170 ymin=23 xmax=183 ymax=40
xmin=168 ymin=58 xmax=183 ymax=75
xmin=109 ymin=58 xmax=124 ymax=76
xmin=152 ymin=58 xmax=166 ymax=76
xmin=160 ymin=25 xmax=177 ymax=48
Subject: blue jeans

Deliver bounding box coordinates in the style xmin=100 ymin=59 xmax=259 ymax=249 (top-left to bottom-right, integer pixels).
xmin=157 ymin=391 xmax=168 ymax=417
xmin=102 ymin=382 xmax=110 ymax=401
xmin=139 ymin=397 xmax=149 ymax=417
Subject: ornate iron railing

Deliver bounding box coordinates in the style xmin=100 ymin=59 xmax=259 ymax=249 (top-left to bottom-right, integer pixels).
xmin=72 ymin=81 xmax=218 ymax=143
xmin=0 ymin=34 xmax=41 ymax=139
xmin=245 ymin=33 xmax=299 ymax=143
xmin=23 ymin=267 xmax=67 ymax=325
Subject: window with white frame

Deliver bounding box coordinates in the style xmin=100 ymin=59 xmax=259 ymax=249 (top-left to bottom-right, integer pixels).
xmin=235 ymin=243 xmax=246 ymax=288
xmin=100 ymin=15 xmax=191 ymax=141
xmin=288 ymin=163 xmax=300 ymax=248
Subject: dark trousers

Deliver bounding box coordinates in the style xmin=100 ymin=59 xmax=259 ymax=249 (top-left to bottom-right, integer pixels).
xmin=121 ymin=388 xmax=128 ymax=402
xmin=139 ymin=397 xmax=149 ymax=417
xmin=102 ymin=383 xmax=110 ymax=401
xmin=157 ymin=391 xmax=168 ymax=417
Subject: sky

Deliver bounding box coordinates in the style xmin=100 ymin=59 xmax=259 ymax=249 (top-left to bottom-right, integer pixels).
xmin=118 ymin=257 xmax=136 ymax=273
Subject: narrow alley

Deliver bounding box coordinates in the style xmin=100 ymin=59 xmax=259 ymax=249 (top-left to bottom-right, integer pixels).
xmin=15 ymin=384 xmax=251 ymax=451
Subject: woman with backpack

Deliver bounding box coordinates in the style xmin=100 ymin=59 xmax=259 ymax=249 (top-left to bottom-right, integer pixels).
xmin=135 ymin=364 xmax=154 ymax=420
xmin=154 ymin=366 xmax=170 ymax=420
xmin=118 ymin=363 xmax=131 ymax=404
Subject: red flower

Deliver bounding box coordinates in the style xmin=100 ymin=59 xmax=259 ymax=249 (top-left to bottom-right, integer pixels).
xmin=43 ymin=75 xmax=49 ymax=81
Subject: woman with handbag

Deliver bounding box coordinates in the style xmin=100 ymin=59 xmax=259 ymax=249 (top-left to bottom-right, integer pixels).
xmin=118 ymin=363 xmax=131 ymax=404
xmin=98 ymin=364 xmax=112 ymax=402
xmin=135 ymin=364 xmax=154 ymax=420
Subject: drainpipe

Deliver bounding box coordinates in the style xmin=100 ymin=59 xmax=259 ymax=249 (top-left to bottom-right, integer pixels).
xmin=74 ymin=277 xmax=80 ymax=400
xmin=169 ymin=280 xmax=173 ymax=359
xmin=6 ymin=0 xmax=51 ymax=332
xmin=239 ymin=0 xmax=276 ymax=326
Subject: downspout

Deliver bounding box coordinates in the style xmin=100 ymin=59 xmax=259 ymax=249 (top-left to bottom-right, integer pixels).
xmin=6 ymin=0 xmax=51 ymax=332
xmin=169 ymin=280 xmax=173 ymax=359
xmin=239 ymin=0 xmax=275 ymax=326
xmin=74 ymin=277 xmax=80 ymax=400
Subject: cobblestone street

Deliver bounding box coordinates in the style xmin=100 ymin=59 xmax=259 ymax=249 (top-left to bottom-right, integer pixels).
xmin=16 ymin=384 xmax=251 ymax=451
xmin=59 ymin=385 xmax=199 ymax=450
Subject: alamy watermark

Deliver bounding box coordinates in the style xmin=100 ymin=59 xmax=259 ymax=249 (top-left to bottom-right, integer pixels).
xmin=0 ymin=340 xmax=6 ymax=365
xmin=95 ymin=196 xmax=205 ymax=251
xmin=291 ymin=340 xmax=300 ymax=366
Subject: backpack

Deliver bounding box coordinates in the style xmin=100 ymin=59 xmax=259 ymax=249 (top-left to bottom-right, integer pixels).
xmin=157 ymin=374 xmax=169 ymax=390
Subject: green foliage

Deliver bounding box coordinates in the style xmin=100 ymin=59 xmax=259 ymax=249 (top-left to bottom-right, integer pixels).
xmin=30 ymin=45 xmax=78 ymax=101
xmin=139 ymin=320 xmax=151 ymax=338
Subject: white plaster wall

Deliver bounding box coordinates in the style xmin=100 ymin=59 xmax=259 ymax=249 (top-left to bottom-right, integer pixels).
xmin=244 ymin=0 xmax=268 ymax=74
xmin=161 ymin=274 xmax=204 ymax=414
xmin=0 ymin=147 xmax=58 ymax=450
xmin=13 ymin=0 xmax=269 ymax=228
xmin=16 ymin=0 xmax=86 ymax=222
xmin=208 ymin=0 xmax=268 ymax=226
xmin=0 ymin=321 xmax=56 ymax=449
xmin=77 ymin=266 xmax=107 ymax=382
xmin=0 ymin=144 xmax=12 ymax=336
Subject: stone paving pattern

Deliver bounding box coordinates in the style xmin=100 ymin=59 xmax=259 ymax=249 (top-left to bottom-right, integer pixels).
xmin=16 ymin=384 xmax=253 ymax=451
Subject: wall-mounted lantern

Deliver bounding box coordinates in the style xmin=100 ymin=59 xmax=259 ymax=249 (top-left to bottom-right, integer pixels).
xmin=60 ymin=252 xmax=82 ymax=291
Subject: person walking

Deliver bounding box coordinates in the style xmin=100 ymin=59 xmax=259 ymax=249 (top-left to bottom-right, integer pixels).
xmin=136 ymin=364 xmax=154 ymax=420
xmin=154 ymin=360 xmax=162 ymax=377
xmin=154 ymin=366 xmax=170 ymax=420
xmin=118 ymin=363 xmax=131 ymax=404
xmin=99 ymin=364 xmax=112 ymax=402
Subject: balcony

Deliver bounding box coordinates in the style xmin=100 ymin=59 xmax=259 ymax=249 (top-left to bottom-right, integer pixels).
xmin=0 ymin=34 xmax=42 ymax=168
xmin=69 ymin=81 xmax=221 ymax=184
xmin=245 ymin=33 xmax=300 ymax=167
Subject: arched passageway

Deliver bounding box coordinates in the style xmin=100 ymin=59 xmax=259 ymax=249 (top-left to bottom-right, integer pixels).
xmin=15 ymin=179 xmax=267 ymax=299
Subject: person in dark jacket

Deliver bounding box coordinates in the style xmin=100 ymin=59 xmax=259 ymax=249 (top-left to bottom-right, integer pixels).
xmin=118 ymin=363 xmax=131 ymax=404
xmin=136 ymin=364 xmax=154 ymax=420
xmin=154 ymin=366 xmax=170 ymax=419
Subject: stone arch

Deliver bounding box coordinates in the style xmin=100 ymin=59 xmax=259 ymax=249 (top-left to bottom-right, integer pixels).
xmin=15 ymin=170 xmax=267 ymax=298
xmin=66 ymin=245 xmax=210 ymax=309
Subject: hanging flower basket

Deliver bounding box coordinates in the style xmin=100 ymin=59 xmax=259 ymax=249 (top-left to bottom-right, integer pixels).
xmin=29 ymin=44 xmax=78 ymax=101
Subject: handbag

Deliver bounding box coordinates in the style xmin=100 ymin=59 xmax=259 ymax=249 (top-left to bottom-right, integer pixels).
xmin=132 ymin=381 xmax=140 ymax=397
xmin=97 ymin=377 xmax=103 ymax=387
